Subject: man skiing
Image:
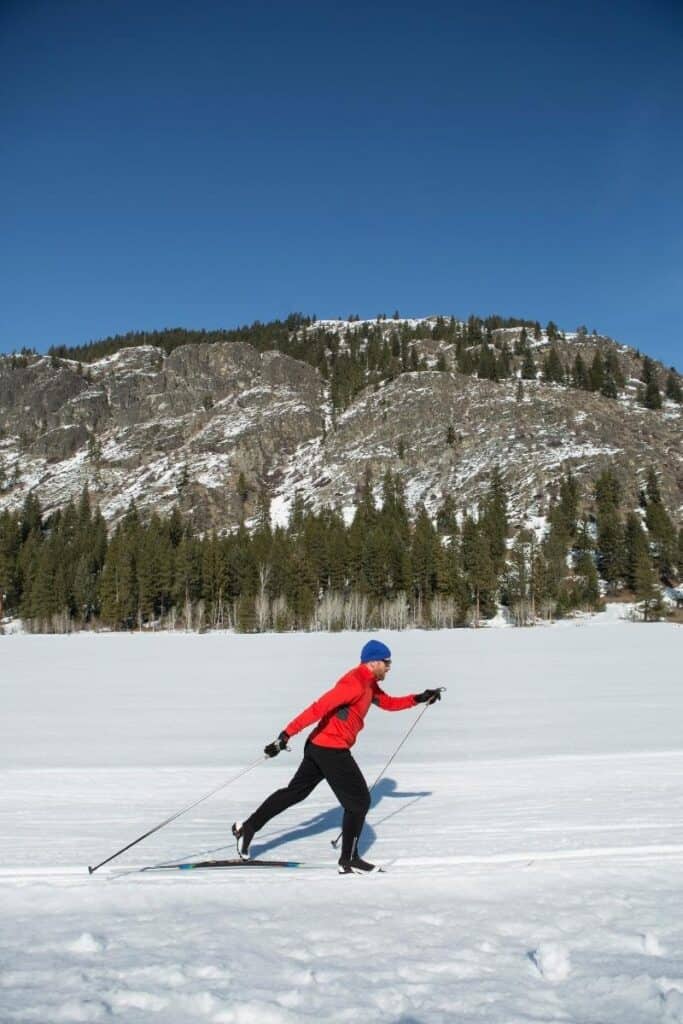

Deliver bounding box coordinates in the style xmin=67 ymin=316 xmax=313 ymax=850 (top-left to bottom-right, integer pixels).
xmin=232 ymin=639 xmax=442 ymax=874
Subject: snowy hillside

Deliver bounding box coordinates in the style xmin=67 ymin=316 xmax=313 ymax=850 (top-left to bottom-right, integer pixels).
xmin=2 ymin=619 xmax=683 ymax=1022
xmin=1 ymin=316 xmax=681 ymax=530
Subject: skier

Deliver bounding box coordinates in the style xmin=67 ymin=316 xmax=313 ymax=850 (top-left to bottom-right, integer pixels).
xmin=232 ymin=640 xmax=442 ymax=874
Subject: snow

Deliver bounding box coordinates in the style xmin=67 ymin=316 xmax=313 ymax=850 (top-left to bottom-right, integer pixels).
xmin=529 ymin=942 xmax=571 ymax=982
xmin=1 ymin=622 xmax=683 ymax=1023
xmin=525 ymin=513 xmax=550 ymax=541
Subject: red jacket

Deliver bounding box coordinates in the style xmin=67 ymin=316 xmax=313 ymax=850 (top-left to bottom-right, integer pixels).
xmin=284 ymin=663 xmax=416 ymax=749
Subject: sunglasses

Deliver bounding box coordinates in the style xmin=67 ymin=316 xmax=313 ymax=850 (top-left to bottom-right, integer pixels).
xmin=382 ymin=659 xmax=392 ymax=666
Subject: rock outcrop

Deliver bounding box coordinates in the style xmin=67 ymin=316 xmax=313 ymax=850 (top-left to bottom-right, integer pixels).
xmin=0 ymin=321 xmax=681 ymax=530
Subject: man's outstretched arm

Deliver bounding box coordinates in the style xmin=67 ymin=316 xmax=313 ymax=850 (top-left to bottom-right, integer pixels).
xmin=373 ymin=685 xmax=443 ymax=710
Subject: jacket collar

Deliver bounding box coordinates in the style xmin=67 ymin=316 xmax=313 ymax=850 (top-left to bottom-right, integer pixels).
xmin=358 ymin=662 xmax=375 ymax=682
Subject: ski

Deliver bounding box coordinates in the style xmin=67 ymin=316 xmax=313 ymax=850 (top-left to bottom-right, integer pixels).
xmin=139 ymin=857 xmax=386 ymax=873
xmin=141 ymin=858 xmax=311 ymax=871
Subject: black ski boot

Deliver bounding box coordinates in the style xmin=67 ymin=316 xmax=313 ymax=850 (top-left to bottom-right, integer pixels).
xmin=338 ymin=854 xmax=379 ymax=874
xmin=232 ymin=820 xmax=255 ymax=860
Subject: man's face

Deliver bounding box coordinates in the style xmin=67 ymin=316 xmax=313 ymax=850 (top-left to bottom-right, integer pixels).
xmin=368 ymin=658 xmax=391 ymax=681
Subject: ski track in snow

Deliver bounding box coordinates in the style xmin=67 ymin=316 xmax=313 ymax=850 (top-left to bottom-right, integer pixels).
xmin=1 ymin=621 xmax=683 ymax=1023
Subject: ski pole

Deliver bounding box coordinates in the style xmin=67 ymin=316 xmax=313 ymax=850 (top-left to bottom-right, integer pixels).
xmin=330 ymin=687 xmax=445 ymax=849
xmin=88 ymin=755 xmax=266 ymax=874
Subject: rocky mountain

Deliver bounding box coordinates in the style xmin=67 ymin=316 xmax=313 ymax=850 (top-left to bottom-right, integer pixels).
xmin=0 ymin=318 xmax=681 ymax=530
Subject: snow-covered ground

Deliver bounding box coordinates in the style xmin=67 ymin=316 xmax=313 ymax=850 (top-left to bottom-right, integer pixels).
xmin=1 ymin=619 xmax=683 ymax=1023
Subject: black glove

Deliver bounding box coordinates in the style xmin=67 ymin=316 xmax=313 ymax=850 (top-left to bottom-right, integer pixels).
xmin=264 ymin=731 xmax=290 ymax=758
xmin=414 ymin=688 xmax=442 ymax=706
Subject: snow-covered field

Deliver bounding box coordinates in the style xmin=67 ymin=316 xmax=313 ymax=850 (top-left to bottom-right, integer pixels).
xmin=1 ymin=615 xmax=683 ymax=1023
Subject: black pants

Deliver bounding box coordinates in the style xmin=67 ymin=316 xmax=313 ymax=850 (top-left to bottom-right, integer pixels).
xmin=247 ymin=742 xmax=371 ymax=861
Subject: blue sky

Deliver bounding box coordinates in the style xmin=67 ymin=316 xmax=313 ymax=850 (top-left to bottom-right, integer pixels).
xmin=1 ymin=0 xmax=681 ymax=367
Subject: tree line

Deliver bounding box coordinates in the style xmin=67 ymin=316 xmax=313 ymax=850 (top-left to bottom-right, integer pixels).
xmin=0 ymin=465 xmax=680 ymax=633
xmin=40 ymin=313 xmax=682 ymax=415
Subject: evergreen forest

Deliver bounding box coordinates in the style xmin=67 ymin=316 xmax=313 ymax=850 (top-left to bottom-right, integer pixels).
xmin=0 ymin=465 xmax=680 ymax=634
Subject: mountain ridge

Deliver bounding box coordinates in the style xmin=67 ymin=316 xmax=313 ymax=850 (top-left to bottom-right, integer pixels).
xmin=0 ymin=316 xmax=681 ymax=531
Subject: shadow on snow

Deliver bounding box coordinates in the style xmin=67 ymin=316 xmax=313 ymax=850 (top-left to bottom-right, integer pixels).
xmin=252 ymin=776 xmax=432 ymax=858
xmin=161 ymin=777 xmax=432 ymax=866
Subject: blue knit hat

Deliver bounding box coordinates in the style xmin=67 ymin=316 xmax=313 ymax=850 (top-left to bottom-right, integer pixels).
xmin=360 ymin=639 xmax=392 ymax=663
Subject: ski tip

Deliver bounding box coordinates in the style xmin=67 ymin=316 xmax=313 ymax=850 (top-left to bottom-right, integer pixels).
xmin=87 ymin=866 xmax=94 ymax=875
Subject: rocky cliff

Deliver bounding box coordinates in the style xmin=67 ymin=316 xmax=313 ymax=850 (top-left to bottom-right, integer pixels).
xmin=0 ymin=319 xmax=681 ymax=529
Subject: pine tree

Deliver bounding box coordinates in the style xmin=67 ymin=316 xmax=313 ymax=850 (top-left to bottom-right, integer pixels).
xmin=255 ymin=487 xmax=272 ymax=537
xmin=87 ymin=434 xmax=103 ymax=482
xmin=543 ymin=347 xmax=565 ymax=384
xmin=457 ymin=343 xmax=476 ymax=376
xmin=594 ymin=467 xmax=622 ymax=516
xmin=505 ymin=532 xmax=534 ymax=624
xmin=288 ymin=491 xmax=307 ymax=536
xmin=573 ymin=549 xmax=601 ymax=609
xmin=436 ymin=494 xmax=458 ymax=535
xmin=477 ymin=345 xmax=498 ymax=381
xmin=496 ymin=342 xmax=512 ymax=379
xmin=18 ymin=530 xmax=42 ymax=621
xmin=521 ymin=349 xmax=537 ymax=380
xmin=624 ymin=511 xmax=649 ymax=592
xmin=634 ymin=549 xmax=662 ymax=621
xmin=237 ymin=471 xmax=249 ymax=507
xmin=20 ymin=492 xmax=43 ymax=543
xmin=480 ymin=467 xmax=509 ymax=574
xmin=168 ymin=507 xmax=184 ymax=546
xmin=284 ymin=549 xmax=317 ymax=629
xmin=665 ymin=370 xmax=682 ymax=404
xmin=136 ymin=519 xmax=166 ymax=623
xmin=572 ymin=353 xmax=589 ymax=390
xmin=378 ymin=474 xmax=411 ymax=596
xmin=29 ymin=537 xmax=59 ymax=626
xmin=326 ymin=512 xmax=350 ymax=595
xmin=640 ymin=357 xmax=662 ymax=409
xmin=531 ymin=545 xmax=554 ymax=619
xmin=604 ymin=349 xmax=624 ymax=391
xmin=354 ymin=466 xmax=377 ymax=525
xmin=596 ymin=508 xmax=624 ymax=594
xmin=641 ymin=356 xmax=657 ymax=385
xmin=227 ymin=524 xmax=257 ymax=605
xmin=411 ymin=505 xmax=439 ymax=609
xmin=543 ymin=511 xmax=570 ymax=607
xmin=644 ymin=467 xmax=676 ymax=581
xmin=99 ymin=525 xmax=137 ymax=629
xmin=0 ymin=510 xmax=21 ymax=617
xmin=557 ymin=468 xmax=579 ymax=539
xmin=461 ymin=516 xmax=496 ymax=626
xmin=72 ymin=551 xmax=100 ymax=624
xmin=643 ymin=377 xmax=662 ymax=410
xmin=588 ymin=351 xmax=605 ymax=393
xmin=600 ymin=371 xmax=618 ymax=399
xmin=201 ymin=532 xmax=225 ymax=625
xmin=363 ymin=521 xmax=391 ymax=599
